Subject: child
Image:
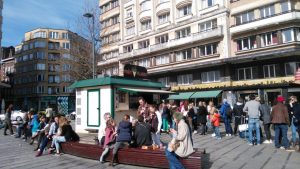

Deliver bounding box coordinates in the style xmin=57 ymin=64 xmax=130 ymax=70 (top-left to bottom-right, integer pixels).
xmin=211 ymin=109 xmax=221 ymax=140
xmin=99 ymin=119 xmax=116 ymax=163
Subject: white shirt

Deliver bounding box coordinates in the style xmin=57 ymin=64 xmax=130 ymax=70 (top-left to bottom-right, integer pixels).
xmin=155 ymin=110 xmax=162 ymax=133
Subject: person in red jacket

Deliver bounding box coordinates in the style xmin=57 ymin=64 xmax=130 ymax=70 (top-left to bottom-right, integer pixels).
xmin=211 ymin=108 xmax=221 ymax=140
xmin=99 ymin=119 xmax=117 ymax=163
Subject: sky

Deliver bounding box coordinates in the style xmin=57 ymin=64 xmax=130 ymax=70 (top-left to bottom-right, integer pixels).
xmin=2 ymin=0 xmax=98 ymax=47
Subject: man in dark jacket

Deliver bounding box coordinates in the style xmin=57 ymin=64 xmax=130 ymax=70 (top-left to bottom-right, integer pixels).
xmin=259 ymin=99 xmax=272 ymax=144
xmin=134 ymin=115 xmax=152 ymax=147
xmin=233 ymin=98 xmax=244 ymax=136
xmin=291 ymin=96 xmax=300 ymax=152
xmin=220 ymin=99 xmax=233 ymax=136
xmin=271 ymin=96 xmax=293 ymax=151
xmin=111 ymin=115 xmax=132 ymax=166
xmin=288 ymin=96 xmax=298 ymax=148
xmin=198 ymin=102 xmax=207 ymax=135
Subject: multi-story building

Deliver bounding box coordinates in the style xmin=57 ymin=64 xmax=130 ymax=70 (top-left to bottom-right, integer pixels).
xmin=0 ymin=46 xmax=15 ymax=103
xmin=14 ymin=28 xmax=91 ymax=112
xmin=98 ymin=0 xmax=300 ymax=105
xmin=99 ymin=0 xmax=120 ymax=75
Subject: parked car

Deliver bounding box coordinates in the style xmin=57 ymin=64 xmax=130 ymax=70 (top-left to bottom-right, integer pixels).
xmin=0 ymin=110 xmax=26 ymax=121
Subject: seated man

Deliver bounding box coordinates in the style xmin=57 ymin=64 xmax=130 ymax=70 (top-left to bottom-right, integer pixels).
xmin=134 ymin=115 xmax=152 ymax=147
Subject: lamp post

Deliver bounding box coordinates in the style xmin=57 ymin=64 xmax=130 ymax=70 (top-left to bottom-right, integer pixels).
xmin=83 ymin=12 xmax=96 ymax=79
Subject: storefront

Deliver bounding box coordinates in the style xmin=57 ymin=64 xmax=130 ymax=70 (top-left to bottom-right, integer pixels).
xmin=70 ymin=76 xmax=172 ymax=133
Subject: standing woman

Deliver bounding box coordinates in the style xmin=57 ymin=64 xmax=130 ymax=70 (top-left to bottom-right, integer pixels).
xmin=100 ymin=119 xmax=117 ymax=163
xmin=259 ymin=98 xmax=272 ymax=144
xmin=188 ymin=103 xmax=198 ymax=134
xmin=198 ymin=102 xmax=208 ymax=135
xmin=149 ymin=104 xmax=163 ymax=148
xmin=165 ymin=111 xmax=194 ymax=169
xmin=3 ymin=104 xmax=14 ymax=136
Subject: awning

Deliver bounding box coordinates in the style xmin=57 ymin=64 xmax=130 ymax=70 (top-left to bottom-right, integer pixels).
xmin=190 ymin=90 xmax=222 ymax=99
xmin=117 ymin=87 xmax=174 ymax=94
xmin=167 ymin=92 xmax=195 ymax=100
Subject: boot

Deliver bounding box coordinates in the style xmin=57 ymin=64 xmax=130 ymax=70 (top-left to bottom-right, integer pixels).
xmin=109 ymin=154 xmax=117 ymax=166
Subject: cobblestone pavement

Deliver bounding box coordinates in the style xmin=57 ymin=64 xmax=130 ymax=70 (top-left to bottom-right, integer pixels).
xmin=1 ymin=125 xmax=300 ymax=169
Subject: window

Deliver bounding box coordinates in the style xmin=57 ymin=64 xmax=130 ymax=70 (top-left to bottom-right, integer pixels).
xmin=199 ymin=43 xmax=218 ymax=56
xmin=282 ymin=29 xmax=294 ymax=43
xmin=201 ymin=71 xmax=220 ymax=83
xmin=285 ymin=62 xmax=300 ymax=76
xmin=199 ymin=19 xmax=217 ymax=32
xmin=23 ymin=44 xmax=28 ymax=51
xmin=49 ymin=32 xmax=59 ymax=39
xmin=48 ymin=42 xmax=59 ymax=49
xmin=37 ymin=86 xmax=44 ymax=94
xmin=238 ymin=67 xmax=253 ymax=80
xmin=236 ymin=11 xmax=255 ymax=25
xmin=34 ymin=41 xmax=46 ymax=48
xmin=29 ymin=54 xmax=34 ymax=60
xmin=124 ymin=44 xmax=133 ymax=53
xmin=62 ymin=74 xmax=71 ymax=82
xmin=62 ymin=42 xmax=70 ymax=49
xmin=126 ymin=8 xmax=133 ymax=18
xmin=118 ymin=92 xmax=126 ymax=103
xmin=138 ymin=40 xmax=150 ymax=49
xmin=138 ymin=58 xmax=150 ymax=67
xmin=101 ymin=19 xmax=110 ymax=28
xmin=62 ymin=64 xmax=71 ymax=71
xmin=178 ymin=5 xmax=192 ymax=18
xmin=111 ymin=15 xmax=119 ymax=25
xmin=62 ymin=33 xmax=69 ymax=39
xmin=263 ymin=64 xmax=277 ymax=78
xmin=111 ymin=0 xmax=119 ymax=8
xmin=141 ymin=1 xmax=151 ymax=11
xmin=22 ymin=55 xmax=28 ymax=61
xmin=36 ymin=51 xmax=45 ymax=59
xmin=202 ymin=0 xmax=214 ymax=9
xmin=37 ymin=74 xmax=45 ymax=82
xmin=48 ymin=53 xmax=60 ymax=60
xmin=126 ymin=26 xmax=135 ymax=36
xmin=158 ymin=77 xmax=170 ymax=87
xmin=176 ymin=49 xmax=192 ymax=61
xmin=260 ymin=5 xmax=275 ymax=18
xmin=48 ymin=75 xmax=60 ymax=83
xmin=111 ymin=50 xmax=119 ymax=58
xmin=296 ymin=28 xmax=300 ymax=41
xmin=158 ymin=13 xmax=170 ymax=24
xmin=176 ymin=27 xmax=191 ymax=38
xmin=156 ymin=55 xmax=169 ymax=65
xmin=33 ymin=31 xmax=46 ymax=38
xmin=105 ymin=66 xmax=119 ymax=75
xmin=36 ymin=63 xmax=45 ymax=70
xmin=155 ymin=34 xmax=169 ymax=44
xmin=236 ymin=36 xmax=257 ymax=51
xmin=281 ymin=1 xmax=290 ymax=13
xmin=261 ymin=32 xmax=278 ymax=47
xmin=177 ymin=74 xmax=193 ymax=85
xmin=141 ymin=20 xmax=151 ymax=31
xmin=29 ymin=43 xmax=33 ymax=49
xmin=111 ymin=32 xmax=120 ymax=42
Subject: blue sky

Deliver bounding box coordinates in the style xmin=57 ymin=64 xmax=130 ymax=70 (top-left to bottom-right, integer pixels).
xmin=2 ymin=0 xmax=98 ymax=46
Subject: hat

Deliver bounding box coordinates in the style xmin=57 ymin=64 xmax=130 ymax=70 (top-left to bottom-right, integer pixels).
xmin=277 ymin=96 xmax=285 ymax=103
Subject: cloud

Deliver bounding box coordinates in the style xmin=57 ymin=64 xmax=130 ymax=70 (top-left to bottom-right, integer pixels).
xmin=2 ymin=0 xmax=98 ymax=46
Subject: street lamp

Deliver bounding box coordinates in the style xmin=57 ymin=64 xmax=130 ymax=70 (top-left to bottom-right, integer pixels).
xmin=83 ymin=12 xmax=96 ymax=79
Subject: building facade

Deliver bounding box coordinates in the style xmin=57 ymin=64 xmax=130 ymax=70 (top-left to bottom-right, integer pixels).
xmin=14 ymin=28 xmax=91 ymax=112
xmin=0 ymin=0 xmax=3 ymax=49
xmin=98 ymin=0 xmax=300 ymax=105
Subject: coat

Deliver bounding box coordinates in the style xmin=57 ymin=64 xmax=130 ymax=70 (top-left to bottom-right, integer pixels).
xmin=211 ymin=113 xmax=220 ymax=127
xmin=233 ymin=102 xmax=244 ymax=117
xmin=197 ymin=106 xmax=207 ymax=124
xmin=116 ymin=120 xmax=132 ymax=142
xmin=259 ymin=104 xmax=271 ymax=124
xmin=134 ymin=122 xmax=152 ymax=147
xmin=175 ymin=119 xmax=194 ymax=158
xmin=292 ymin=103 xmax=300 ymax=123
xmin=220 ymin=102 xmax=231 ymax=118
xmin=271 ymin=103 xmax=289 ymax=124
xmin=104 ymin=127 xmax=115 ymax=147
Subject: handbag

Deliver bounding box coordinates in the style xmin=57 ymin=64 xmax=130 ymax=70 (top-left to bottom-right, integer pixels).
xmin=238 ymin=124 xmax=248 ymax=132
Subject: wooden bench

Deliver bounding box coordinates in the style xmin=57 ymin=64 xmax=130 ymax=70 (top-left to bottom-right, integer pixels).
xmin=62 ymin=142 xmax=204 ymax=169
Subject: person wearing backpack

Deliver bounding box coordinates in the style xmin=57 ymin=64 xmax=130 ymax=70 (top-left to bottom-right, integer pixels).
xmin=233 ymin=98 xmax=244 ymax=136
xmin=220 ymin=99 xmax=233 ymax=136
xmin=243 ymin=94 xmax=261 ymax=145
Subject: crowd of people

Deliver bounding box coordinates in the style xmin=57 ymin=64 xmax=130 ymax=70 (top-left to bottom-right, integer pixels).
xmin=2 ymin=105 xmax=79 ymax=157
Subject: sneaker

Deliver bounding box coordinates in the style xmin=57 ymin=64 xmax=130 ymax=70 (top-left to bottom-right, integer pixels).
xmin=193 ymin=131 xmax=198 ymax=134
xmin=248 ymin=143 xmax=253 ymax=146
xmin=257 ymin=144 xmax=261 ymax=146
xmin=280 ymin=146 xmax=285 ymax=150
xmin=285 ymin=148 xmax=295 ymax=152
xmin=228 ymin=134 xmax=232 ymax=136
xmin=269 ymin=140 xmax=273 ymax=143
xmin=216 ymin=137 xmax=221 ymax=140
xmin=53 ymin=153 xmax=61 ymax=156
xmin=225 ymin=134 xmax=228 ymax=137
xmin=211 ymin=133 xmax=216 ymax=137
xmin=263 ymin=140 xmax=270 ymax=144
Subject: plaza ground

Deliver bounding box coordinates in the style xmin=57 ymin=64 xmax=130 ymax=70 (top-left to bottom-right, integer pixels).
xmin=1 ymin=124 xmax=300 ymax=169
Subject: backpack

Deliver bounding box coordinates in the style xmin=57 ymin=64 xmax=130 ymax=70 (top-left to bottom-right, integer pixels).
xmin=226 ymin=106 xmax=233 ymax=118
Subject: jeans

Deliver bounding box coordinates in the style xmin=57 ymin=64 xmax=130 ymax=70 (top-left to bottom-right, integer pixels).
xmin=224 ymin=117 xmax=233 ymax=134
xmin=52 ymin=136 xmax=66 ymax=152
xmin=200 ymin=123 xmax=206 ymax=135
xmin=100 ymin=147 xmax=109 ymax=162
xmin=274 ymin=124 xmax=289 ymax=148
xmin=113 ymin=141 xmax=129 ymax=155
xmin=234 ymin=116 xmax=241 ymax=135
xmin=39 ymin=136 xmax=50 ymax=152
xmin=3 ymin=120 xmax=13 ymax=135
xmin=151 ymin=133 xmax=161 ymax=145
xmin=165 ymin=149 xmax=185 ymax=169
xmin=291 ymin=119 xmax=298 ymax=144
xmin=248 ymin=118 xmax=261 ymax=144
xmin=263 ymin=123 xmax=271 ymax=140
xmin=214 ymin=126 xmax=221 ymax=139
xmin=16 ymin=124 xmax=24 ymax=137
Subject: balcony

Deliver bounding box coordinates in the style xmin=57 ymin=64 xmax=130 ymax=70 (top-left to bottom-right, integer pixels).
xmin=156 ymin=0 xmax=170 ymax=16
xmin=99 ymin=0 xmax=111 ymax=6
xmin=100 ymin=23 xmax=120 ymax=37
xmin=97 ymin=57 xmax=119 ymax=67
xmin=230 ymin=10 xmax=300 ymax=35
xmin=176 ymin=0 xmax=192 ymax=8
xmin=139 ymin=9 xmax=152 ymax=22
xmin=100 ymin=6 xmax=120 ymax=21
